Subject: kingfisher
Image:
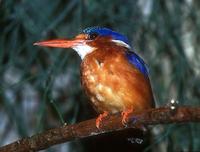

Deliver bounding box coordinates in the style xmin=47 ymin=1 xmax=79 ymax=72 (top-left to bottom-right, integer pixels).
xmin=34 ymin=27 xmax=155 ymax=128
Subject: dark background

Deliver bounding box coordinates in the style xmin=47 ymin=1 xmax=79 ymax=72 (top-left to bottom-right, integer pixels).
xmin=0 ymin=0 xmax=200 ymax=151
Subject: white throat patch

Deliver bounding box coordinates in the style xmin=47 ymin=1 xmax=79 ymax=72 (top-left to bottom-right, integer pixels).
xmin=72 ymin=44 xmax=96 ymax=59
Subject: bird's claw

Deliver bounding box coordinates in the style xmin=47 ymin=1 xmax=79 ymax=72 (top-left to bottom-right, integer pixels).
xmin=122 ymin=109 xmax=147 ymax=132
xmin=121 ymin=108 xmax=133 ymax=126
xmin=96 ymin=111 xmax=108 ymax=129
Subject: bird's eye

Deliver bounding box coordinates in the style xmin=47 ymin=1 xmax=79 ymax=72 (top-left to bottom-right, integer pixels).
xmin=88 ymin=33 xmax=98 ymax=40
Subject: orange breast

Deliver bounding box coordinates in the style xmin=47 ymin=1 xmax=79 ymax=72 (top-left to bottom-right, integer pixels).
xmin=81 ymin=46 xmax=154 ymax=114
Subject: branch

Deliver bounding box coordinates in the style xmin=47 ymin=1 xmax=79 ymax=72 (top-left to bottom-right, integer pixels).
xmin=0 ymin=106 xmax=200 ymax=152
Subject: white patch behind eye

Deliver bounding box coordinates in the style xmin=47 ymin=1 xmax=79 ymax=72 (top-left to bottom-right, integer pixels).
xmin=72 ymin=44 xmax=96 ymax=59
xmin=111 ymin=40 xmax=131 ymax=49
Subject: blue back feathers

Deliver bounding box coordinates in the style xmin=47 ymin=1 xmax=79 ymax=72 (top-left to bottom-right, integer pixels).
xmin=83 ymin=27 xmax=149 ymax=77
xmin=83 ymin=27 xmax=130 ymax=46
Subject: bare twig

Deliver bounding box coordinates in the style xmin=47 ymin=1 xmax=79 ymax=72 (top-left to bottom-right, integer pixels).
xmin=0 ymin=106 xmax=199 ymax=152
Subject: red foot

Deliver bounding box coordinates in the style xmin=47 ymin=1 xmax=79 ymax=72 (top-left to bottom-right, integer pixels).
xmin=121 ymin=108 xmax=133 ymax=125
xmin=96 ymin=111 xmax=109 ymax=129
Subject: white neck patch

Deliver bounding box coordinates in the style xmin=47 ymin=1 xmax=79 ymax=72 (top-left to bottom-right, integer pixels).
xmin=72 ymin=44 xmax=96 ymax=59
xmin=111 ymin=40 xmax=131 ymax=49
xmin=72 ymin=40 xmax=130 ymax=59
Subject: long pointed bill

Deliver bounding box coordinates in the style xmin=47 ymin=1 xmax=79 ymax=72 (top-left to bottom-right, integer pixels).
xmin=34 ymin=39 xmax=85 ymax=48
xmin=34 ymin=34 xmax=94 ymax=59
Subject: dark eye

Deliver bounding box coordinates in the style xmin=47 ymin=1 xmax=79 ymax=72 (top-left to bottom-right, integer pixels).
xmin=88 ymin=33 xmax=98 ymax=40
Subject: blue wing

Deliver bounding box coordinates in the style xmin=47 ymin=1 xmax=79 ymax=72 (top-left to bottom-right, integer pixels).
xmin=125 ymin=51 xmax=149 ymax=77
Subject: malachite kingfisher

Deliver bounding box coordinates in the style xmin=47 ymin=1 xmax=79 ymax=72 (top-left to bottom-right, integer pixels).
xmin=34 ymin=27 xmax=155 ymax=128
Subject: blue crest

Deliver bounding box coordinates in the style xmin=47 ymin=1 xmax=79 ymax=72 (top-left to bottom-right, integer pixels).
xmin=83 ymin=27 xmax=130 ymax=46
xmin=126 ymin=51 xmax=149 ymax=77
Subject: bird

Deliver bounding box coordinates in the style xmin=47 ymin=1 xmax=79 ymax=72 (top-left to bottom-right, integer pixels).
xmin=34 ymin=27 xmax=155 ymax=128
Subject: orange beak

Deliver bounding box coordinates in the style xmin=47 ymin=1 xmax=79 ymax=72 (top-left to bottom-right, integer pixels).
xmin=34 ymin=34 xmax=87 ymax=48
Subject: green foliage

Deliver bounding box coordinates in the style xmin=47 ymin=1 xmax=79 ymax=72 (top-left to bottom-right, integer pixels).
xmin=0 ymin=0 xmax=200 ymax=151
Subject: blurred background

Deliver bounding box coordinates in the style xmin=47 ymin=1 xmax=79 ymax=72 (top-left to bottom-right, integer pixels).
xmin=0 ymin=0 xmax=200 ymax=151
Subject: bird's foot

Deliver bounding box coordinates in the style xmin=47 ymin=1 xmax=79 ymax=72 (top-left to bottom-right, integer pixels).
xmin=122 ymin=109 xmax=147 ymax=132
xmin=121 ymin=108 xmax=133 ymax=126
xmin=96 ymin=111 xmax=109 ymax=129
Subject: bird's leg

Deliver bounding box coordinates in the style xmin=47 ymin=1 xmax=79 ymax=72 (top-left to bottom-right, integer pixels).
xmin=121 ymin=108 xmax=147 ymax=132
xmin=96 ymin=111 xmax=109 ymax=129
xmin=121 ymin=107 xmax=134 ymax=125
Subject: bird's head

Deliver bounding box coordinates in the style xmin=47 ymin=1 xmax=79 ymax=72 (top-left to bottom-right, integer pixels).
xmin=34 ymin=27 xmax=131 ymax=59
